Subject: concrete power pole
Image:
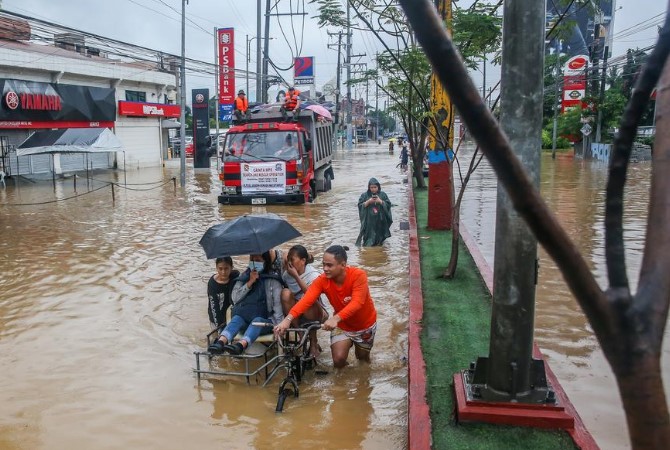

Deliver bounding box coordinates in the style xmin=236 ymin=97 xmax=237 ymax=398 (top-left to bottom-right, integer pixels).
xmin=256 ymin=0 xmax=262 ymax=102
xmin=595 ymin=46 xmax=609 ymax=143
xmin=469 ymin=0 xmax=552 ymax=405
xmin=262 ymin=0 xmax=271 ymax=103
xmin=346 ymin=3 xmax=352 ymax=150
xmin=179 ymin=0 xmax=187 ymax=187
xmin=328 ymin=31 xmax=344 ymax=147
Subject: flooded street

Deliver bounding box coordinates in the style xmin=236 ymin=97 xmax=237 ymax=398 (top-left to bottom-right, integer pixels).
xmin=0 ymin=143 xmax=409 ymax=449
xmin=457 ymin=145 xmax=669 ymax=450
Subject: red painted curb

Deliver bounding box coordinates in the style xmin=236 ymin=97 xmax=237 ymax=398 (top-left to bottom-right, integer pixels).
xmin=407 ymin=180 xmax=432 ymax=450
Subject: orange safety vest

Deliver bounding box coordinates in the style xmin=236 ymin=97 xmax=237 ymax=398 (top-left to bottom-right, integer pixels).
xmin=234 ymin=95 xmax=248 ymax=112
xmin=284 ymin=90 xmax=300 ymax=111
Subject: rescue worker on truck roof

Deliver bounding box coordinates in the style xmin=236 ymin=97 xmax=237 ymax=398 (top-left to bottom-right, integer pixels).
xmin=280 ymin=86 xmax=301 ymax=122
xmin=234 ymin=89 xmax=250 ymax=124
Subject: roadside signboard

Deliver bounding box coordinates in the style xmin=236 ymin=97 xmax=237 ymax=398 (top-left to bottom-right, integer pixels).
xmin=217 ymin=28 xmax=235 ymax=106
xmin=581 ymin=124 xmax=592 ymax=136
xmin=562 ymin=55 xmax=588 ymax=113
xmin=294 ymin=56 xmax=315 ymax=86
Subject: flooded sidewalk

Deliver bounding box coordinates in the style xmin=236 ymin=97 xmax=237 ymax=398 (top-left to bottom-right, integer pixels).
xmin=0 ymin=143 xmax=410 ymax=449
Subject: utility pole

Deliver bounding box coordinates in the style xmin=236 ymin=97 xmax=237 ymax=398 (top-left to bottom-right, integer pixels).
xmin=262 ymin=0 xmax=271 ymax=103
xmin=179 ymin=0 xmax=187 ymax=187
xmin=375 ymin=53 xmax=379 ymax=140
xmin=256 ymin=0 xmax=262 ymax=102
xmin=468 ymin=0 xmax=552 ymax=405
xmin=552 ymin=39 xmax=561 ymax=159
xmin=482 ymin=54 xmax=486 ymax=100
xmin=328 ymin=31 xmax=344 ymax=146
xmin=595 ymin=46 xmax=609 ymax=142
xmin=246 ymin=34 xmax=250 ymax=96
xmin=346 ymin=2 xmax=352 ymax=150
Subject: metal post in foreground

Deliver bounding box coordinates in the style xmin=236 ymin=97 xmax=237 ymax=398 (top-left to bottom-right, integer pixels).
xmin=469 ymin=0 xmax=551 ymax=404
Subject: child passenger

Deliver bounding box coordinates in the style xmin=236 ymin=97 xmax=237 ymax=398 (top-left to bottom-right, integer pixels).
xmin=280 ymin=245 xmax=329 ymax=357
xmin=207 ymin=257 xmax=240 ymax=331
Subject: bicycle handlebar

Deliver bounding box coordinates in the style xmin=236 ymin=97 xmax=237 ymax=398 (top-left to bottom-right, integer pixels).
xmin=251 ymin=321 xmax=322 ymax=349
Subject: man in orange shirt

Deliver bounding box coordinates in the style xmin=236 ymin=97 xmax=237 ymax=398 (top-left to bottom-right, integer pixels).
xmin=274 ymin=245 xmax=377 ymax=368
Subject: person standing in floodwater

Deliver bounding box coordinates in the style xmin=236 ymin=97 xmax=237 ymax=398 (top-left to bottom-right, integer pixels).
xmin=274 ymin=245 xmax=377 ymax=368
xmin=355 ymin=177 xmax=393 ymax=247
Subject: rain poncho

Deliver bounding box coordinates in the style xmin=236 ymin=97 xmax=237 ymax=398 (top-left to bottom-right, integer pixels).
xmin=355 ymin=177 xmax=393 ymax=246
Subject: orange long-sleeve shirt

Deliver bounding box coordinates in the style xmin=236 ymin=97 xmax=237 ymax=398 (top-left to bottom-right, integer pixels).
xmin=289 ymin=266 xmax=377 ymax=332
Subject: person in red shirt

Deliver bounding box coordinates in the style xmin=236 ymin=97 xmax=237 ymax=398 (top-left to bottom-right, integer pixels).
xmin=274 ymin=245 xmax=377 ymax=368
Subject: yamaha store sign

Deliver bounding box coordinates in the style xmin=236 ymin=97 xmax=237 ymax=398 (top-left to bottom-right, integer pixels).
xmin=0 ymin=78 xmax=117 ymax=176
xmin=0 ymin=79 xmax=116 ymax=128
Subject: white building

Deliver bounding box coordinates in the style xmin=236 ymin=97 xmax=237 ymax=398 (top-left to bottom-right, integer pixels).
xmin=0 ymin=16 xmax=179 ymax=177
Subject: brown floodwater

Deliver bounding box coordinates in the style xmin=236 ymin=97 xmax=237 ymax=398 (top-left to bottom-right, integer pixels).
xmin=0 ymin=143 xmax=410 ymax=449
xmin=457 ymin=145 xmax=669 ymax=450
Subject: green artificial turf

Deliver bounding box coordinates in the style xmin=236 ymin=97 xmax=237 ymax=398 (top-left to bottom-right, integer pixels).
xmin=413 ymin=187 xmax=576 ymax=450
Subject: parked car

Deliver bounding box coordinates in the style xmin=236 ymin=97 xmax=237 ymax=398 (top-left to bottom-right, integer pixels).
xmin=170 ymin=136 xmax=193 ymax=157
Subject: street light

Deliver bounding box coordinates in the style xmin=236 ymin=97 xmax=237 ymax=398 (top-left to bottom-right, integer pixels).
xmin=246 ymin=35 xmax=274 ymax=102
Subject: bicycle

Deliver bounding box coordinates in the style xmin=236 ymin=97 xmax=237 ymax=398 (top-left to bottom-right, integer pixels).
xmin=253 ymin=321 xmax=324 ymax=412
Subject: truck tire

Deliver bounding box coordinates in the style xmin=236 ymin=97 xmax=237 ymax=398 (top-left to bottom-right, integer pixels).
xmin=324 ymin=173 xmax=332 ymax=191
xmin=309 ymin=181 xmax=317 ymax=202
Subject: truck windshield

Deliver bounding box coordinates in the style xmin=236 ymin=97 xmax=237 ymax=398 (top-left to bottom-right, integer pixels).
xmin=223 ymin=131 xmax=300 ymax=161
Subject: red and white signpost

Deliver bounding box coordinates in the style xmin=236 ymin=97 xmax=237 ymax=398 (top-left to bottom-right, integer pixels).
xmin=562 ymin=55 xmax=588 ymax=112
xmin=217 ymin=28 xmax=235 ymax=120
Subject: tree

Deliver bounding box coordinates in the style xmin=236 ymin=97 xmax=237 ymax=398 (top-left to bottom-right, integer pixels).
xmin=399 ymin=0 xmax=670 ymax=447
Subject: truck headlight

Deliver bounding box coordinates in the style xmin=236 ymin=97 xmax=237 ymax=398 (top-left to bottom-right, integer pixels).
xmin=285 ymin=184 xmax=301 ymax=194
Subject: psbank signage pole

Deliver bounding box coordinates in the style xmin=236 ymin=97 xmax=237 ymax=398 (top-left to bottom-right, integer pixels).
xmin=217 ymin=28 xmax=235 ymax=121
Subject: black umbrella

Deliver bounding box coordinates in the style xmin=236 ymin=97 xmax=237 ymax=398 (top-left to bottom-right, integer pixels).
xmin=199 ymin=213 xmax=302 ymax=258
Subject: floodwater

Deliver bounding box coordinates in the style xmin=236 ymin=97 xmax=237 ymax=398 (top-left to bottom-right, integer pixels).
xmin=457 ymin=144 xmax=669 ymax=450
xmin=0 ymin=143 xmax=410 ymax=449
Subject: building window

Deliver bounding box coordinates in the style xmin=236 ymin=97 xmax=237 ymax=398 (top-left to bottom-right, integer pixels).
xmin=125 ymin=90 xmax=146 ymax=102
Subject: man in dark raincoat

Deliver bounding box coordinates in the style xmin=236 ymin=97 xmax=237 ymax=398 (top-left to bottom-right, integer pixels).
xmin=355 ymin=178 xmax=393 ymax=246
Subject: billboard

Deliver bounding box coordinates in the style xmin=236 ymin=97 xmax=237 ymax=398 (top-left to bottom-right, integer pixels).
xmin=546 ymin=1 xmax=614 ymax=60
xmin=294 ymin=56 xmax=315 ymax=86
xmin=217 ymin=28 xmax=235 ymax=105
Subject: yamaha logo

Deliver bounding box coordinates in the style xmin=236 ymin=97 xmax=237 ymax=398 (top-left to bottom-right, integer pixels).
xmin=5 ymin=91 xmax=19 ymax=110
xmin=195 ymin=93 xmax=205 ymax=103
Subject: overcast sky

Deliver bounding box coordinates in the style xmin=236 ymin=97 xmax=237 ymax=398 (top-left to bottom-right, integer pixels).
xmin=1 ymin=0 xmax=665 ymax=103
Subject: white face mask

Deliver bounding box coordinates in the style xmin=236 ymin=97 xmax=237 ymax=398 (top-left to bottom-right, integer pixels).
xmin=248 ymin=261 xmax=264 ymax=272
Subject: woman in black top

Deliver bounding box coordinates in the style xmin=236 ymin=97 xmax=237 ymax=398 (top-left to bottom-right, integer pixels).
xmin=207 ymin=257 xmax=240 ymax=330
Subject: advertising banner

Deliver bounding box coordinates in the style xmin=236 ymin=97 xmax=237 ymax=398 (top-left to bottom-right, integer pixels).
xmin=118 ymin=101 xmax=180 ymax=118
xmin=0 ymin=79 xmax=116 ymax=122
xmin=217 ymin=28 xmax=235 ymax=105
xmin=241 ymin=162 xmax=286 ymax=195
xmin=191 ymin=89 xmax=210 ymax=169
xmin=294 ymin=56 xmax=315 ymax=86
xmin=546 ymin=1 xmax=614 ymax=59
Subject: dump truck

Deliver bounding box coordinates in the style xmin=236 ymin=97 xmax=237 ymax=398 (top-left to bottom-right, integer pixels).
xmin=218 ymin=108 xmax=335 ymax=205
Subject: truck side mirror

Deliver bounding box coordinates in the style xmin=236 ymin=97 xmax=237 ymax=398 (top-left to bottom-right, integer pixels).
xmin=305 ymin=139 xmax=312 ymax=151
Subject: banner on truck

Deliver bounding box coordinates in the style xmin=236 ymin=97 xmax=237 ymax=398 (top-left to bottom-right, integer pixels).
xmin=241 ymin=162 xmax=286 ymax=195
xmin=217 ymin=28 xmax=235 ymax=105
